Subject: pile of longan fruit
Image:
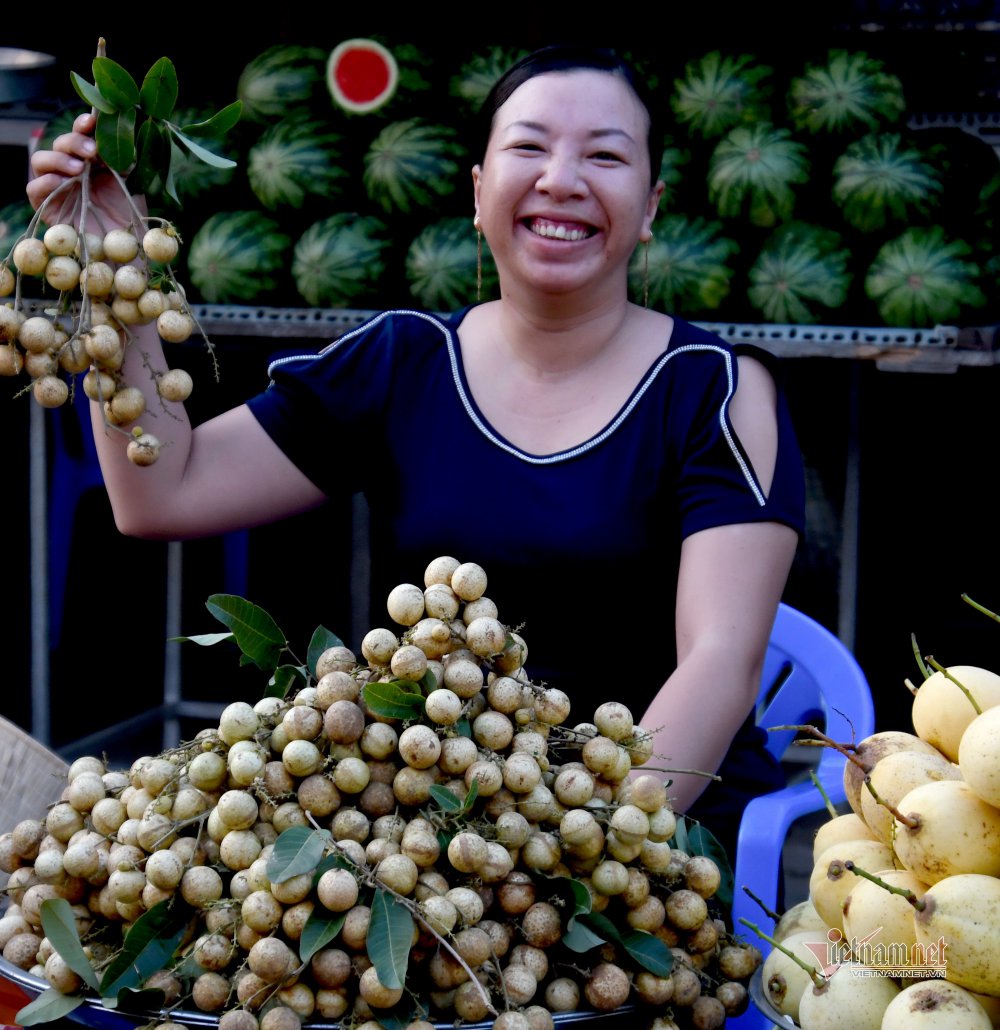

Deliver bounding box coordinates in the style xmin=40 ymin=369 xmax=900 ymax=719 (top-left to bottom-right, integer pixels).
xmin=0 ymin=558 xmax=759 ymax=1029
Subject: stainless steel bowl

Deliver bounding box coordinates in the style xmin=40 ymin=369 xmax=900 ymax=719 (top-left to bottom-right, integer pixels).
xmin=0 ymin=47 xmax=58 ymax=104
xmin=0 ymin=955 xmax=637 ymax=1029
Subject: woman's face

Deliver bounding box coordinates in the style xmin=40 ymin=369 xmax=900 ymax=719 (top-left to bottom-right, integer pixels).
xmin=472 ymin=69 xmax=662 ymax=302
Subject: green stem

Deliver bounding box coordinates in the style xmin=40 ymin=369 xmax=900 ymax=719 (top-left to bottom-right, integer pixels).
xmin=737 ymin=919 xmax=827 ymax=990
xmin=809 ymin=770 xmax=838 ymax=820
xmin=843 ymin=861 xmax=925 ymax=911
xmin=910 ymin=634 xmax=930 ymax=680
xmin=924 ymin=656 xmax=982 ymax=715
xmin=962 ymin=594 xmax=1000 ymax=625
xmin=862 ymin=775 xmax=919 ymax=829
xmin=740 ymin=885 xmax=781 ymax=924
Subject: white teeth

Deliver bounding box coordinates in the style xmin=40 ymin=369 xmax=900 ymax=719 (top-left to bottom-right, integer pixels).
xmin=530 ymin=220 xmax=589 ymax=241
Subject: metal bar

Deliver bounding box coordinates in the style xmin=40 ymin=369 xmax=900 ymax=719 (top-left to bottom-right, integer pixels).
xmin=28 ymin=402 xmax=49 ymax=746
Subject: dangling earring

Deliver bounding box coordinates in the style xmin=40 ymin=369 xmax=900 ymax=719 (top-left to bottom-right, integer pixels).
xmin=642 ymin=232 xmax=654 ymax=309
xmin=474 ymin=215 xmax=483 ymax=302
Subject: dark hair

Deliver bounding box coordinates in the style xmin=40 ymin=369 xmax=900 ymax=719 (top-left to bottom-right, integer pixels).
xmin=477 ymin=45 xmax=664 ymax=185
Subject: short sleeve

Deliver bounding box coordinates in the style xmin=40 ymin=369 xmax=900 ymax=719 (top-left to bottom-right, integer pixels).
xmin=673 ymin=341 xmax=805 ymax=540
xmin=245 ymin=313 xmax=401 ymax=497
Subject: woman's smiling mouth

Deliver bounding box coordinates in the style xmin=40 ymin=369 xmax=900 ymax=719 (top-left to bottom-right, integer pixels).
xmin=525 ymin=217 xmax=596 ymax=241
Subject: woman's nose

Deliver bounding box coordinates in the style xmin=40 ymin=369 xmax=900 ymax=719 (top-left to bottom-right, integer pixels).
xmin=535 ymin=152 xmax=586 ymax=198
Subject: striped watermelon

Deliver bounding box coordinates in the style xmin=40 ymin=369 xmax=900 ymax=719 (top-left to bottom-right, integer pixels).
xmin=248 ymin=121 xmax=347 ymax=210
xmin=186 ymin=212 xmax=290 ymax=304
xmin=237 ymin=46 xmax=326 ymax=122
xmin=406 ymin=218 xmax=497 ymax=311
xmin=292 ymin=214 xmax=389 ymax=307
xmin=364 ymin=120 xmax=464 ymax=215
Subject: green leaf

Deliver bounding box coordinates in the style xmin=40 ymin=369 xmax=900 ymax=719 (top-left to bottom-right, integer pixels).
xmin=362 ymin=680 xmax=425 ymax=720
xmin=164 ymin=138 xmax=183 ymax=206
xmin=436 ymin=829 xmax=451 ymax=853
xmin=99 ymin=901 xmax=189 ymax=999
xmin=454 ymin=717 xmax=472 ymax=738
xmin=670 ymin=816 xmax=690 ymax=854
xmin=622 ymin=929 xmax=673 ymax=977
xmin=70 ymin=72 xmax=115 ymax=114
xmin=368 ymin=890 xmax=413 ymax=990
xmin=428 ymin=784 xmax=463 ymax=812
xmin=267 ymin=826 xmax=330 ymax=883
xmin=268 ymin=664 xmax=306 ymax=699
xmin=538 ymin=873 xmax=592 ymax=919
xmin=139 ymin=57 xmax=178 ymax=119
xmin=563 ymin=917 xmax=606 ymax=953
xmin=93 ymin=57 xmax=140 ymax=109
xmin=167 ymin=123 xmax=238 ymax=169
xmin=579 ymin=910 xmax=622 ymax=944
xmin=205 ymin=594 xmax=286 ymax=673
xmin=171 ymin=631 xmax=234 ymax=647
xmin=463 ymin=778 xmax=479 ymax=811
xmin=181 ymin=100 xmax=242 ymax=138
xmin=95 ymin=108 xmax=137 ymax=173
xmin=133 ymin=118 xmax=166 ymax=196
xmin=16 ymin=988 xmax=84 ymax=1026
xmin=419 ymin=668 xmax=438 ymax=692
xmin=299 ymin=909 xmax=347 ymax=963
xmin=683 ymin=821 xmax=734 ymax=908
xmin=308 ymin=625 xmax=345 ymax=676
xmin=40 ymin=898 xmax=100 ymax=991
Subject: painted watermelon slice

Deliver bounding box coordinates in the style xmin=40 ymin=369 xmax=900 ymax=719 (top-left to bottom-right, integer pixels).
xmin=327 ymin=39 xmax=398 ymax=114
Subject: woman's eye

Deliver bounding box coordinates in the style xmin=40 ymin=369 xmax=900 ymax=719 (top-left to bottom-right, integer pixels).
xmin=592 ymin=151 xmax=623 ymax=162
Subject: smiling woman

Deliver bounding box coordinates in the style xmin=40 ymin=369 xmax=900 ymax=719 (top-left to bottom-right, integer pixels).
xmin=27 ymin=44 xmax=804 ymax=855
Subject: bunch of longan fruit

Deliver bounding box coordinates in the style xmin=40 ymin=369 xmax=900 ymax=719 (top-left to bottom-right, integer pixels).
xmin=0 ymin=558 xmax=758 ymax=1029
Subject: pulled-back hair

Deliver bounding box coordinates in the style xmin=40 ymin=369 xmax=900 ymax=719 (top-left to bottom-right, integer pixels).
xmin=477 ymin=45 xmax=664 ymax=185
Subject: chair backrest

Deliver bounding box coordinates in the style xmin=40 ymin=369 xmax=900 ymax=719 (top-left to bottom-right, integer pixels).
xmin=757 ymin=603 xmax=875 ymax=762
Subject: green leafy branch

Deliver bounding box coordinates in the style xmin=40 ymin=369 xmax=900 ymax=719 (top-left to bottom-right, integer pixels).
xmin=71 ymin=42 xmax=241 ymax=202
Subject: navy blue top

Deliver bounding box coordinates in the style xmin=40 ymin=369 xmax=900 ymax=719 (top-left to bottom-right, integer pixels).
xmin=246 ymin=307 xmax=805 ymax=838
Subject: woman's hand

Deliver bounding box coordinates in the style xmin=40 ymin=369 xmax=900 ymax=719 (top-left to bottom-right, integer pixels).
xmin=27 ymin=112 xmax=140 ymax=230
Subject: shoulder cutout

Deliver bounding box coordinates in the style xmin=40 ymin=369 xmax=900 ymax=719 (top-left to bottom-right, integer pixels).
xmin=729 ymin=354 xmax=779 ymax=497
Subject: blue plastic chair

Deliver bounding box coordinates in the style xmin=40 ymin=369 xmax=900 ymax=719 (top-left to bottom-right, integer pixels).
xmin=46 ymin=386 xmax=250 ymax=648
xmin=728 ymin=603 xmax=874 ymax=1029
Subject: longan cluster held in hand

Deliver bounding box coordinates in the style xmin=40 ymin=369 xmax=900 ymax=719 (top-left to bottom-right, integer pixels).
xmin=2 ymin=220 xmax=199 ymax=466
xmin=0 ymin=557 xmax=756 ymax=1029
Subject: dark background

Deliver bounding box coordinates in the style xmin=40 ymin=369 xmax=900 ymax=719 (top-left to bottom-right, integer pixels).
xmin=2 ymin=4 xmax=999 ymax=760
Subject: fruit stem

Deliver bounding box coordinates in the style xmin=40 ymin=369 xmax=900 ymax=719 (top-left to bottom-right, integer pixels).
xmin=737 ymin=918 xmax=827 ymax=989
xmin=162 ymin=265 xmax=220 ymax=382
xmin=862 ymin=775 xmax=919 ymax=829
xmin=910 ymin=633 xmax=930 ymax=681
xmin=639 ymin=766 xmax=721 ymax=782
xmin=924 ymin=656 xmax=982 ymax=715
xmin=767 ymin=724 xmax=868 ymax=772
xmin=904 ymin=678 xmax=919 ymax=698
xmin=962 ymin=593 xmax=1000 ymax=624
xmin=843 ymin=861 xmax=926 ymax=910
xmin=740 ymin=885 xmax=781 ymax=923
xmin=809 ymin=770 xmax=838 ymax=820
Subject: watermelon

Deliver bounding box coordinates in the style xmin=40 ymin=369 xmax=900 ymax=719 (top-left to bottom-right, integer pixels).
xmin=671 ymin=52 xmax=772 ymax=139
xmin=656 ymin=139 xmax=691 ymax=211
xmin=327 ymin=39 xmax=398 ymax=114
xmin=789 ymin=51 xmax=905 ymax=134
xmin=865 ymin=227 xmax=986 ymax=327
xmin=292 ymin=214 xmax=389 ymax=307
xmin=248 ymin=121 xmax=347 ymax=210
xmin=629 ymin=214 xmax=739 ymax=313
xmin=364 ymin=120 xmax=464 ymax=215
xmin=708 ymin=123 xmax=810 ymax=227
xmin=406 ymin=218 xmax=497 ymax=311
xmin=832 ymin=134 xmax=941 ymax=232
xmin=237 ymin=46 xmax=326 ymax=122
xmin=186 ymin=212 xmax=290 ymax=304
xmin=450 ymin=48 xmax=528 ymax=112
xmin=747 ymin=223 xmax=851 ymax=324
xmin=0 ymin=201 xmax=33 ymax=259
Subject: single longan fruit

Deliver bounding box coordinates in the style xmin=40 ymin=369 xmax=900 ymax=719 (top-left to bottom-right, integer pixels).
xmin=451 ymin=562 xmax=487 ymax=601
xmin=386 ymin=583 xmax=425 ymax=626
xmin=157 ymin=309 xmax=194 ymax=343
xmin=158 ymin=368 xmax=193 ymax=402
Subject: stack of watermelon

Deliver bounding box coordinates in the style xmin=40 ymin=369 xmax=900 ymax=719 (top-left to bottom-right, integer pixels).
xmin=125 ymin=40 xmax=995 ymax=328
